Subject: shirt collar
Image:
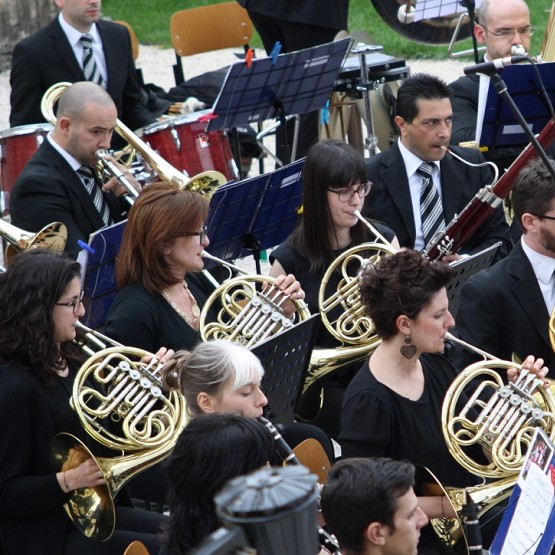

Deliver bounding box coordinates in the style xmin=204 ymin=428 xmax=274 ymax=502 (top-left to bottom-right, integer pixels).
xmin=521 ymin=236 xmax=555 ymax=285
xmin=397 ymin=138 xmax=441 ymax=179
xmin=47 ymin=133 xmax=82 ymax=172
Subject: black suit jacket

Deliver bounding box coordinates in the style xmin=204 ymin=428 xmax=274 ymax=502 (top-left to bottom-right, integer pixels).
xmin=9 ymin=18 xmax=155 ymax=131
xmin=452 ymin=241 xmax=555 ymax=376
xmin=450 ymin=73 xmax=480 ymax=147
xmin=362 ymin=142 xmax=512 ymax=259
xmin=10 ymin=140 xmax=125 ymax=257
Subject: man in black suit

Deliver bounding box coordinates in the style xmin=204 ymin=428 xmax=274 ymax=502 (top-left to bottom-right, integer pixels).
xmin=11 ymin=82 xmax=138 ymax=258
xmin=449 ymin=0 xmax=532 ymax=167
xmin=363 ymin=73 xmax=512 ymax=262
xmin=453 ymin=157 xmax=555 ymax=375
xmin=9 ymin=0 xmax=155 ymax=132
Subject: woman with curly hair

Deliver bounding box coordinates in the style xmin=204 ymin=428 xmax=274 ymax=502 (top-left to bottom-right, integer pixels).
xmin=0 ymin=249 xmax=169 ymax=555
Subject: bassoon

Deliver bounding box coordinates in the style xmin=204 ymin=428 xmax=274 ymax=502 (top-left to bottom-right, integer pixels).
xmin=423 ymin=118 xmax=555 ymax=261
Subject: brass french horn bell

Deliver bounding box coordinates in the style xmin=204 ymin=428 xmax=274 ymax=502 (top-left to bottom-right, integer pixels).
xmin=41 ymin=82 xmax=227 ymax=198
xmin=51 ymin=322 xmax=188 ymax=541
xmin=0 ymin=219 xmax=67 ymax=264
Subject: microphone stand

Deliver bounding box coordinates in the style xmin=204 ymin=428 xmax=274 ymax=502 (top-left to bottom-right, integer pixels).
xmin=460 ymin=0 xmax=480 ymax=63
xmin=489 ymin=72 xmax=555 ymax=181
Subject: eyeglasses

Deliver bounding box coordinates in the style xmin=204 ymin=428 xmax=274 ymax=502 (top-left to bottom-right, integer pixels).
xmin=177 ymin=224 xmax=208 ymax=244
xmin=327 ymin=181 xmax=372 ymax=202
xmin=479 ymin=24 xmax=535 ymax=38
xmin=535 ymin=213 xmax=555 ymax=222
xmin=55 ymin=291 xmax=84 ymax=314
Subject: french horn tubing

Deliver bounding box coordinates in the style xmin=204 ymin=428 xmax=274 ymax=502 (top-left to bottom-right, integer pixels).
xmin=40 ymin=82 xmax=227 ymax=198
xmin=51 ymin=322 xmax=187 ymax=541
xmin=302 ymin=211 xmax=396 ymax=397
xmin=199 ymin=251 xmax=311 ymax=347
xmin=0 ymin=219 xmax=67 ymax=264
xmin=427 ymin=332 xmax=555 ymax=549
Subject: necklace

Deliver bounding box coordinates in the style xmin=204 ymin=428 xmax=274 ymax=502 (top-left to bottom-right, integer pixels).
xmin=162 ymin=281 xmax=201 ymax=328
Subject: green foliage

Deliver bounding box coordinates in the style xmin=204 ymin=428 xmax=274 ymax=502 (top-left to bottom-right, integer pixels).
xmin=102 ymin=0 xmax=550 ymax=60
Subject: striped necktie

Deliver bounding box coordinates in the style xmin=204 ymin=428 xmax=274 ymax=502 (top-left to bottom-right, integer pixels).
xmin=79 ymin=34 xmax=107 ymax=88
xmin=417 ymin=161 xmax=445 ymax=247
xmin=77 ymin=166 xmax=113 ymax=226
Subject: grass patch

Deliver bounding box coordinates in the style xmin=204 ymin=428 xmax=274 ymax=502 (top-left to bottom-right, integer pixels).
xmin=102 ymin=0 xmax=550 ymax=60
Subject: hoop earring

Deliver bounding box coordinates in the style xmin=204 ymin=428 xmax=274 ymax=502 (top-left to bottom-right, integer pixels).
xmin=400 ymin=335 xmax=417 ymax=359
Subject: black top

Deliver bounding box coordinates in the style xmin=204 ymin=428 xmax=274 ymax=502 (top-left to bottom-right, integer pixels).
xmin=104 ymin=272 xmax=216 ymax=353
xmin=339 ymin=353 xmax=477 ymax=488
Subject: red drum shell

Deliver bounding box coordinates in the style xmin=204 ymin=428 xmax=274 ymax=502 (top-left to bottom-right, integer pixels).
xmin=0 ymin=123 xmax=53 ymax=194
xmin=137 ymin=112 xmax=238 ymax=182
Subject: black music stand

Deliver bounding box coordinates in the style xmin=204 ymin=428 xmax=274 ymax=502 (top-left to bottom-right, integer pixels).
xmin=80 ymin=220 xmax=126 ymax=329
xmin=446 ymin=242 xmax=502 ymax=320
xmin=480 ymin=62 xmax=555 ymax=149
xmin=207 ymin=38 xmax=352 ymax=164
xmin=252 ymin=314 xmax=321 ymax=428
xmin=205 ymin=159 xmax=304 ymax=269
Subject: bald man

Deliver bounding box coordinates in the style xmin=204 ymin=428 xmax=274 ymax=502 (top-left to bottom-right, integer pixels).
xmin=11 ymin=82 xmax=138 ymax=257
xmin=450 ymin=0 xmax=534 ymax=169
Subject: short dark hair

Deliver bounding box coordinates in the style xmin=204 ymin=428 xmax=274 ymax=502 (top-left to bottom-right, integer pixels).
xmin=160 ymin=414 xmax=275 ymax=553
xmin=512 ymin=157 xmax=555 ymax=232
xmin=396 ymin=74 xmax=452 ymax=123
xmin=290 ymin=139 xmax=370 ymax=270
xmin=0 ymin=249 xmax=82 ymax=383
xmin=321 ymin=458 xmax=415 ymax=554
xmin=359 ymin=250 xmax=453 ymax=340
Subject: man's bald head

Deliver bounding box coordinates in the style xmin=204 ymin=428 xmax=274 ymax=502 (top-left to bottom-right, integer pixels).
xmin=56 ymin=81 xmax=116 ymax=121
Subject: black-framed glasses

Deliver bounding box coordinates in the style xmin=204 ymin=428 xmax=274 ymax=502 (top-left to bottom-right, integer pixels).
xmin=55 ymin=291 xmax=84 ymax=314
xmin=479 ymin=24 xmax=535 ymax=38
xmin=327 ymin=181 xmax=372 ymax=202
xmin=177 ymin=224 xmax=208 ymax=244
xmin=535 ymin=213 xmax=555 ymax=222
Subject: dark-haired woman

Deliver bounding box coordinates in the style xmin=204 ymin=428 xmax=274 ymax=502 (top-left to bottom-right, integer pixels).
xmin=339 ymin=249 xmax=547 ymax=551
xmin=0 ymin=249 xmax=169 ymax=555
xmin=158 ymin=414 xmax=275 ymax=555
xmin=270 ymin=139 xmax=398 ymax=438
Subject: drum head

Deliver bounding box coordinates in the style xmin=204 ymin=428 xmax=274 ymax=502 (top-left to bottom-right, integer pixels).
xmin=370 ymin=0 xmax=472 ymax=45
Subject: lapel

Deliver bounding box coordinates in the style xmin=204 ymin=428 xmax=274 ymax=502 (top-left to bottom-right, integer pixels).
xmin=380 ymin=143 xmax=417 ymax=244
xmin=48 ymin=18 xmax=86 ymax=81
xmin=96 ymin=21 xmax=120 ymax=100
xmin=39 ymin=141 xmax=106 ymax=230
xmin=509 ymin=243 xmax=551 ymax=349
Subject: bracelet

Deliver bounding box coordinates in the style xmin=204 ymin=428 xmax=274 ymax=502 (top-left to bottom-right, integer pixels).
xmin=63 ymin=471 xmax=70 ymax=493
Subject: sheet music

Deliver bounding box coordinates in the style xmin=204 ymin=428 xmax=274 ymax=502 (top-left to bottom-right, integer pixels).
xmin=413 ymin=0 xmax=469 ymax=21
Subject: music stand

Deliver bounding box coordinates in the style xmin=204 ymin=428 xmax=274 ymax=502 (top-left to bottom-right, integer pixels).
xmin=80 ymin=220 xmax=126 ymax=329
xmin=480 ymin=62 xmax=555 ymax=149
xmin=251 ymin=314 xmax=321 ymax=428
xmin=447 ymin=242 xmax=501 ymax=320
xmin=207 ymin=38 xmax=351 ymax=164
xmin=205 ymin=159 xmax=304 ymax=268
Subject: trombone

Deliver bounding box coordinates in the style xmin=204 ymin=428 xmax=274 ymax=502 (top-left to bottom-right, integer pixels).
xmin=41 ymin=82 xmax=227 ymax=199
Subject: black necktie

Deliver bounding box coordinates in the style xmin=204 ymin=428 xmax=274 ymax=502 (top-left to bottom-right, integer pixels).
xmin=77 ymin=166 xmax=112 ymax=226
xmin=417 ymin=161 xmax=445 ymax=247
xmin=79 ymin=34 xmax=107 ymax=88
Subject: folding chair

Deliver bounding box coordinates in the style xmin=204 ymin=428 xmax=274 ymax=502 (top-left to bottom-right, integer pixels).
xmin=169 ymin=2 xmax=254 ymax=85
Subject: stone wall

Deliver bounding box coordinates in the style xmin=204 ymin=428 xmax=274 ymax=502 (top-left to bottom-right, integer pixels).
xmin=0 ymin=0 xmax=58 ymax=72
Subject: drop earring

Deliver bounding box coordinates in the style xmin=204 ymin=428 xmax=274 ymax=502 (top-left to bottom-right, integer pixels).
xmin=400 ymin=335 xmax=417 ymax=359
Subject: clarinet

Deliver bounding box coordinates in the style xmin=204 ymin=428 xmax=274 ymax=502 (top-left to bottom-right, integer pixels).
xmin=258 ymin=417 xmax=341 ymax=554
xmin=423 ymin=118 xmax=555 ymax=261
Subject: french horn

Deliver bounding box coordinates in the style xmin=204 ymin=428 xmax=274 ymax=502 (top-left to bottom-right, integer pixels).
xmin=199 ymin=251 xmax=311 ymax=347
xmin=40 ymin=82 xmax=227 ymax=199
xmin=51 ymin=322 xmax=187 ymax=541
xmin=429 ymin=332 xmax=555 ymax=549
xmin=300 ymin=211 xmax=396 ymax=413
xmin=0 ymin=218 xmax=67 ymax=264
